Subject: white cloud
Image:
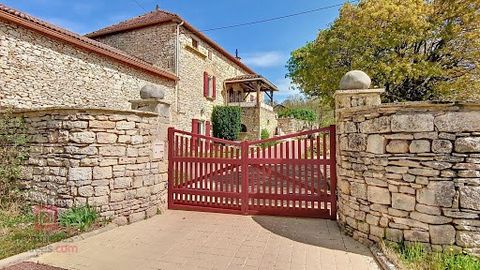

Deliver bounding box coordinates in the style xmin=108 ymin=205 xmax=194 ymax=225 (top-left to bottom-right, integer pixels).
xmin=243 ymin=51 xmax=287 ymax=68
xmin=273 ymin=77 xmax=304 ymax=102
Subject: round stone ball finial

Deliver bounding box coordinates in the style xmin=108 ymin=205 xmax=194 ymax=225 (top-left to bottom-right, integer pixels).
xmin=339 ymin=70 xmax=371 ymax=90
xmin=140 ymin=84 xmax=165 ymax=99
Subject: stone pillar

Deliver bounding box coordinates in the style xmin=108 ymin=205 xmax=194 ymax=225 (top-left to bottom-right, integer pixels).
xmin=130 ymin=86 xmax=172 ymax=214
xmin=334 ymin=70 xmax=385 ymax=244
xmin=334 ymin=70 xmax=384 ymax=110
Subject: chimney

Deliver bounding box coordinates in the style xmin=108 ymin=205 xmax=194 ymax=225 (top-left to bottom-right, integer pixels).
xmin=235 ymin=49 xmax=241 ymax=61
xmin=155 ymin=4 xmax=160 ymax=10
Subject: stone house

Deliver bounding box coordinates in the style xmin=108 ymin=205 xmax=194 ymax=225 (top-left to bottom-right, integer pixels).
xmin=0 ymin=4 xmax=177 ymax=110
xmin=0 ymin=4 xmax=278 ymax=139
xmin=86 ymin=8 xmax=278 ymax=139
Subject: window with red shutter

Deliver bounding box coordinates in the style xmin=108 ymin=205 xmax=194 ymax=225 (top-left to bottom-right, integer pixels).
xmin=203 ymin=72 xmax=216 ymax=100
xmin=203 ymin=72 xmax=208 ymax=98
xmin=212 ymin=76 xmax=216 ymax=100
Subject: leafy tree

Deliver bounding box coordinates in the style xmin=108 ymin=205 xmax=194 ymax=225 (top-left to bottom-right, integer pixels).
xmin=211 ymin=106 xmax=241 ymax=140
xmin=287 ymin=0 xmax=480 ymax=107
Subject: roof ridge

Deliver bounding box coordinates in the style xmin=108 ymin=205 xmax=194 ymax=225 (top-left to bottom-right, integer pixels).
xmin=85 ymin=9 xmax=179 ymax=38
xmin=84 ymin=7 xmax=256 ymax=75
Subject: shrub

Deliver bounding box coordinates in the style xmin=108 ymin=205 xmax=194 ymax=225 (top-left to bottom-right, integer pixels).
xmin=278 ymin=108 xmax=316 ymax=122
xmin=58 ymin=206 xmax=98 ymax=231
xmin=211 ymin=106 xmax=241 ymax=141
xmin=261 ymin=129 xmax=270 ymax=140
xmin=0 ymin=111 xmax=29 ymax=206
xmin=260 ymin=129 xmax=275 ymax=148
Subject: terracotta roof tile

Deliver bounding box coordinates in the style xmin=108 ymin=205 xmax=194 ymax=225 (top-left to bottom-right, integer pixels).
xmin=225 ymin=74 xmax=263 ymax=81
xmin=225 ymin=74 xmax=278 ymax=91
xmin=85 ymin=9 xmax=256 ymax=75
xmin=86 ymin=10 xmax=178 ymax=38
xmin=0 ymin=4 xmax=177 ymax=81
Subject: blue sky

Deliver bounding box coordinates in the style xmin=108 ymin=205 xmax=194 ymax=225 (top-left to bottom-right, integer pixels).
xmin=3 ymin=0 xmax=345 ymax=101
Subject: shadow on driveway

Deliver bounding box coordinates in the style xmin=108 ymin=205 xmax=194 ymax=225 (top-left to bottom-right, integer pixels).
xmin=251 ymin=215 xmax=373 ymax=257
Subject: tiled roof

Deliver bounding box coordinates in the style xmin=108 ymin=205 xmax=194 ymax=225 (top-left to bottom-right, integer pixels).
xmin=225 ymin=74 xmax=263 ymax=81
xmin=85 ymin=9 xmax=255 ymax=75
xmin=0 ymin=4 xmax=177 ymax=81
xmin=225 ymin=74 xmax=278 ymax=91
xmin=86 ymin=10 xmax=177 ymax=38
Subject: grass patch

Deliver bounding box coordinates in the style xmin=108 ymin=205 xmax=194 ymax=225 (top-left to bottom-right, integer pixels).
xmin=0 ymin=204 xmax=102 ymax=260
xmin=382 ymin=241 xmax=480 ymax=270
xmin=59 ymin=206 xmax=98 ymax=232
xmin=0 ymin=206 xmax=70 ymax=259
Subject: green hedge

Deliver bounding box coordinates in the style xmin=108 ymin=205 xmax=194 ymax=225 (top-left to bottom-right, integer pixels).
xmin=278 ymin=108 xmax=316 ymax=122
xmin=211 ymin=106 xmax=241 ymax=141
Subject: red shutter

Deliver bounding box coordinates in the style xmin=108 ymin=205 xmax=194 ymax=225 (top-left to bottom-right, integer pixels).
xmin=203 ymin=72 xmax=208 ymax=97
xmin=212 ymin=76 xmax=216 ymax=100
xmin=205 ymin=121 xmax=212 ymax=137
xmin=192 ymin=119 xmax=199 ymax=134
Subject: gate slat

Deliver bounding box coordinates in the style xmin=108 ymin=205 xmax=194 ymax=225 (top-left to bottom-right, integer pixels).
xmin=168 ymin=127 xmax=336 ymax=219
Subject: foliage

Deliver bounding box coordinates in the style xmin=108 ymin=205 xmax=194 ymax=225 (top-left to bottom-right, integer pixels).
xmin=259 ymin=129 xmax=276 ymax=148
xmin=0 ymin=207 xmax=69 ymax=259
xmin=0 ymin=111 xmax=29 ymax=206
xmin=396 ymin=242 xmax=428 ymax=263
xmin=287 ymin=0 xmax=480 ymax=107
xmin=260 ymin=129 xmax=270 ymax=140
xmin=278 ymin=108 xmax=317 ymax=122
xmin=279 ymin=94 xmax=334 ymax=126
xmin=211 ymin=106 xmax=242 ymax=141
xmin=384 ymin=241 xmax=480 ymax=270
xmin=58 ymin=206 xmax=98 ymax=232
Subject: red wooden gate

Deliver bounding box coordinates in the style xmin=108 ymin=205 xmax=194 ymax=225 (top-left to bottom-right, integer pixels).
xmin=167 ymin=126 xmax=336 ymax=219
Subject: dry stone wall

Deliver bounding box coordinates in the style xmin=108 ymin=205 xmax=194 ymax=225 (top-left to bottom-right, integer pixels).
xmin=14 ymin=108 xmax=168 ymax=225
xmin=0 ymin=21 xmax=174 ymax=110
xmin=277 ymin=117 xmax=315 ymax=135
xmin=93 ymin=23 xmax=177 ymax=73
xmin=336 ymin=95 xmax=480 ymax=254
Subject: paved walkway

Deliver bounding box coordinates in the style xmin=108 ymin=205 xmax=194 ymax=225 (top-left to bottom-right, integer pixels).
xmin=31 ymin=211 xmax=380 ymax=270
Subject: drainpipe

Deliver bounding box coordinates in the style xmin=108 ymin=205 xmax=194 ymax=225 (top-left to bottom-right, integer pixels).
xmin=175 ymin=20 xmax=184 ymax=113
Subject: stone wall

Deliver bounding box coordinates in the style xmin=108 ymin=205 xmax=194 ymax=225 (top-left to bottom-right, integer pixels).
xmin=0 ymin=20 xmax=175 ymax=110
xmin=239 ymin=106 xmax=260 ymax=140
xmin=14 ymin=108 xmax=169 ymax=225
xmin=93 ymin=23 xmax=177 ymax=73
xmin=336 ymin=89 xmax=480 ymax=254
xmin=92 ymin=23 xmax=249 ymax=132
xmin=259 ymin=106 xmax=278 ymax=138
xmin=277 ymin=117 xmax=315 ymax=135
xmin=176 ymin=27 xmax=247 ymax=131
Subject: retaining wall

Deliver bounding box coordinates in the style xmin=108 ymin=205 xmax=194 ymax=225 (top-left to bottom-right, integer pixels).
xmin=13 ymin=107 xmax=169 ymax=225
xmin=335 ymin=89 xmax=480 ymax=254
